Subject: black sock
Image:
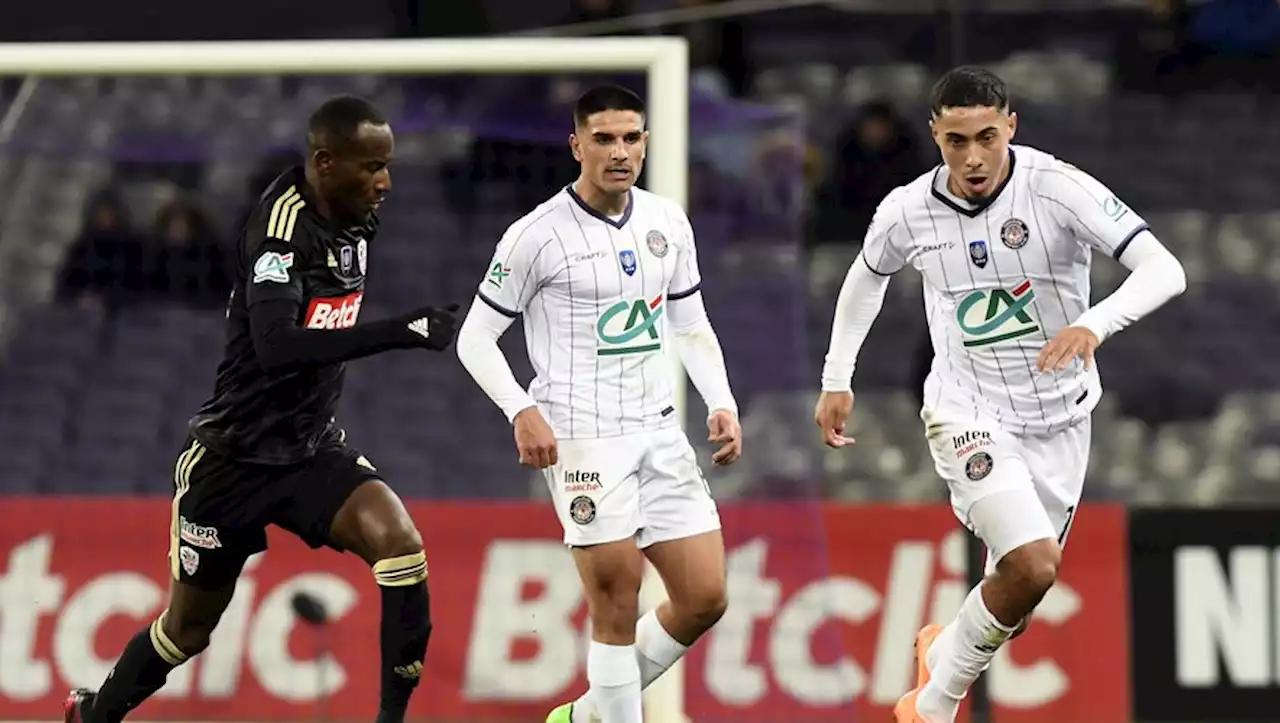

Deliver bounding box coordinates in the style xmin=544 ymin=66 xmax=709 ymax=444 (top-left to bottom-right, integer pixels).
xmin=89 ymin=615 xmax=188 ymax=723
xmin=372 ymin=552 xmax=432 ymax=723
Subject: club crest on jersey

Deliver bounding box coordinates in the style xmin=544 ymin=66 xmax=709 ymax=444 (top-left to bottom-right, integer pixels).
xmin=968 ymin=240 xmax=988 ymax=269
xmin=357 ymin=238 xmax=368 ymax=274
xmin=646 ymin=230 xmax=669 ymax=258
xmin=956 ymin=280 xmax=1040 ymax=347
xmin=340 ymin=245 xmax=354 ymax=274
xmin=619 ymin=249 xmax=637 ymax=276
xmin=1000 ymin=218 xmax=1029 ymax=250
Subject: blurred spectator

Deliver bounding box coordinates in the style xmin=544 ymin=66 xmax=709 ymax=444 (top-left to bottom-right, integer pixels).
xmin=147 ymin=197 xmax=233 ymax=309
xmin=561 ymin=0 xmax=632 ymax=28
xmin=809 ymin=100 xmax=926 ymax=246
xmin=57 ymin=187 xmax=148 ymax=311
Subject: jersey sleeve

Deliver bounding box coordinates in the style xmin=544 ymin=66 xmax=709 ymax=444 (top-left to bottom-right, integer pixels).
xmin=668 ymin=210 xmax=701 ymax=300
xmin=859 ymin=191 xmax=910 ymax=275
xmin=1044 ymin=163 xmax=1150 ymax=261
xmin=242 ymin=212 xmax=304 ymax=308
xmin=476 ymin=223 xmax=549 ymax=317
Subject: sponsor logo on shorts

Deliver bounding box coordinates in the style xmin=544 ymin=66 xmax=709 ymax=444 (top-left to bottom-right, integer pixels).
xmin=393 ymin=661 xmax=423 ymax=680
xmin=965 ymin=451 xmax=994 ymax=481
xmin=569 ymin=495 xmax=596 ymax=525
xmin=953 ymin=430 xmax=993 ymax=458
xmin=305 ymin=292 xmax=364 ymax=330
xmin=178 ymin=546 xmax=200 ymax=576
xmin=179 ymin=516 xmax=222 ymax=549
xmin=563 ymin=470 xmax=602 ymax=493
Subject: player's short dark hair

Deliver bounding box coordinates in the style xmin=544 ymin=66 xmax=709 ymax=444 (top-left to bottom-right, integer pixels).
xmin=307 ymin=95 xmax=387 ymax=152
xmin=930 ymin=66 xmax=1009 ymax=117
xmin=573 ymin=85 xmax=646 ymax=127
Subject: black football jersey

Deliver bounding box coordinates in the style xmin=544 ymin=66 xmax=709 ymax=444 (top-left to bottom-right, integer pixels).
xmin=189 ymin=167 xmax=379 ymax=464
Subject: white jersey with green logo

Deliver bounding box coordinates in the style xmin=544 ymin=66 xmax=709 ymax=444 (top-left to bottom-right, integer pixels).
xmin=862 ymin=144 xmax=1149 ymax=435
xmin=476 ymin=186 xmax=700 ymax=439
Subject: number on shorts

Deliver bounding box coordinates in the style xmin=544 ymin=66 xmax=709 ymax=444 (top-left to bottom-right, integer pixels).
xmin=1057 ymin=505 xmax=1076 ymax=545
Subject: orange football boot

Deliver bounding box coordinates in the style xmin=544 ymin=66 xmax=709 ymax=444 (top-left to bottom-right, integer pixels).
xmin=892 ymin=623 xmax=945 ymax=722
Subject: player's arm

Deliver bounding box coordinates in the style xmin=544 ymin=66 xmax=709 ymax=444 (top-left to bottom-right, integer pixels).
xmin=819 ymin=196 xmax=906 ymax=394
xmin=455 ymin=228 xmax=543 ymax=422
xmin=245 ymin=234 xmax=454 ymax=374
xmin=1043 ymin=167 xmax=1187 ymax=344
xmin=665 ymin=213 xmax=737 ymax=420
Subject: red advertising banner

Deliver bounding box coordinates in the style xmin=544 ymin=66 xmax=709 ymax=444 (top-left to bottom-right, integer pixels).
xmin=0 ymin=499 xmax=1128 ymax=722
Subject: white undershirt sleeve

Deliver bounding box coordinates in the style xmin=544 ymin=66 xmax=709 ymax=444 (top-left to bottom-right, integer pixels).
xmin=820 ymin=255 xmax=893 ymax=392
xmin=666 ymin=291 xmax=738 ymax=417
xmin=1072 ymin=230 xmax=1186 ymax=343
xmin=455 ymin=297 xmax=538 ymax=422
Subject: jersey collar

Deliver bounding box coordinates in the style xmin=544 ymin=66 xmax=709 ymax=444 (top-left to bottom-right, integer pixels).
xmin=566 ymin=184 xmax=634 ymax=230
xmin=929 ymin=148 xmax=1017 ymax=218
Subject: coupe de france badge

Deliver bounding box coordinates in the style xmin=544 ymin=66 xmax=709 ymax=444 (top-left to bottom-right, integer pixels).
xmin=619 ymin=249 xmax=637 ymax=276
xmin=969 ymin=240 xmax=989 ymax=269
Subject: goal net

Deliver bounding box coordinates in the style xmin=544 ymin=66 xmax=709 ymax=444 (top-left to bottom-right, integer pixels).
xmin=0 ymin=39 xmax=822 ymax=723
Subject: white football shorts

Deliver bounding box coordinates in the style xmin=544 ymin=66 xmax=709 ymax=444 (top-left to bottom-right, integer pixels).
xmin=544 ymin=426 xmax=722 ymax=548
xmin=922 ymin=408 xmax=1091 ymax=573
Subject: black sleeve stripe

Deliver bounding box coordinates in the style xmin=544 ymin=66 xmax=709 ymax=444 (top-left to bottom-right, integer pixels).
xmin=477 ymin=291 xmax=519 ymax=318
xmin=861 ymin=253 xmax=893 ymax=277
xmin=668 ymin=283 xmax=701 ymax=301
xmin=1113 ymin=223 xmax=1150 ymax=261
xmin=266 ymin=186 xmax=305 ymax=242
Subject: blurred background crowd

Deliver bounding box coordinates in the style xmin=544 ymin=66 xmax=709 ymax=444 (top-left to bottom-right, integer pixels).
xmin=0 ymin=0 xmax=1276 ymax=505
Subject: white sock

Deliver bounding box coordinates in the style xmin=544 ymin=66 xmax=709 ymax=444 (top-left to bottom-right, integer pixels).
xmin=574 ymin=612 xmax=689 ymax=722
xmin=916 ymin=584 xmax=1016 ymax=723
xmin=584 ymin=641 xmax=642 ymax=723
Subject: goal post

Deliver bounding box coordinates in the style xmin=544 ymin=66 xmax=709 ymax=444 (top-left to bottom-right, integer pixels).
xmin=0 ymin=37 xmax=689 ymax=723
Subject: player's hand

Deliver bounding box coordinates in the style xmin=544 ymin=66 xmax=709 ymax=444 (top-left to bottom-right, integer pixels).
xmin=513 ymin=407 xmax=558 ymax=469
xmin=1037 ymin=325 xmax=1100 ymax=373
xmin=814 ymin=390 xmax=855 ymax=448
xmin=401 ymin=303 xmax=461 ymax=352
xmin=707 ymin=409 xmax=742 ymax=466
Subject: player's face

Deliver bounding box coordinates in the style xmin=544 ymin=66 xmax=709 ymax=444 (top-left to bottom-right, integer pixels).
xmin=315 ymin=121 xmax=394 ymax=219
xmin=930 ymin=106 xmax=1017 ymax=199
xmin=570 ymin=110 xmax=647 ymax=196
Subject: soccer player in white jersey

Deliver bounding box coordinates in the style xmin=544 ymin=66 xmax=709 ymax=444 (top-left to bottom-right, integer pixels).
xmin=814 ymin=67 xmax=1187 ymax=723
xmin=456 ymin=85 xmax=741 ymax=723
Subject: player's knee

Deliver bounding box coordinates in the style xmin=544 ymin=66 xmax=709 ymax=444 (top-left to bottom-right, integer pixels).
xmin=674 ymin=581 xmax=728 ymax=632
xmin=160 ymin=609 xmax=218 ymax=657
xmin=1000 ymin=539 xmax=1061 ymax=596
xmin=365 ymin=517 xmax=424 ymax=563
xmin=585 ymin=567 xmax=643 ymax=638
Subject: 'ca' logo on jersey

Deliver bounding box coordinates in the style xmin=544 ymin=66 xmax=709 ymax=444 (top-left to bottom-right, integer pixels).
xmin=956 ymin=280 xmax=1040 ymax=347
xmin=596 ymin=295 xmax=664 ymax=356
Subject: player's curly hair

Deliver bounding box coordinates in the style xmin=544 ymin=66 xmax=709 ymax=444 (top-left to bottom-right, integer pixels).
xmin=574 ymin=85 xmax=646 ymax=127
xmin=930 ymin=66 xmax=1009 ymax=118
xmin=307 ymin=95 xmax=387 ymax=152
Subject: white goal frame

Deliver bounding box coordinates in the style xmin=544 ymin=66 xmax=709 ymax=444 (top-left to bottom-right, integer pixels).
xmin=0 ymin=37 xmax=689 ymax=723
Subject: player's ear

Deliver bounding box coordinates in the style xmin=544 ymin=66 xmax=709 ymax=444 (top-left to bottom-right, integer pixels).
xmin=569 ymin=133 xmax=583 ymax=162
xmin=1007 ymin=111 xmax=1018 ymax=139
xmin=312 ymin=148 xmax=333 ymax=175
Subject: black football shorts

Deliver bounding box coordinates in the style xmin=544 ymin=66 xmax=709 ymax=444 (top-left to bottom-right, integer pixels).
xmin=167 ymin=435 xmax=381 ymax=589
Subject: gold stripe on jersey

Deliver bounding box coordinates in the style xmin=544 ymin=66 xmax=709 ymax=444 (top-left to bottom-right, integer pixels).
xmin=267 ymin=186 xmax=306 ymax=242
xmin=169 ymin=439 xmax=206 ymax=580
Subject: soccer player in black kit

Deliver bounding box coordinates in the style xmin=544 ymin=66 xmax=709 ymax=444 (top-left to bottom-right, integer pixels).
xmin=63 ymin=95 xmax=457 ymax=723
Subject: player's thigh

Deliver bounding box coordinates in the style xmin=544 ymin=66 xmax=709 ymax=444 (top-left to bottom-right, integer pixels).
xmin=273 ymin=445 xmax=409 ymax=564
xmin=1024 ymin=418 xmax=1091 ymax=549
xmin=633 ymin=428 xmax=722 ymax=550
xmin=171 ymin=438 xmax=269 ymax=591
xmin=922 ymin=415 xmax=1056 ymax=569
xmin=544 ymin=437 xmax=644 ymax=547
xmin=643 ymin=529 xmax=726 ymax=611
xmin=571 ymin=538 xmax=646 ymax=605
